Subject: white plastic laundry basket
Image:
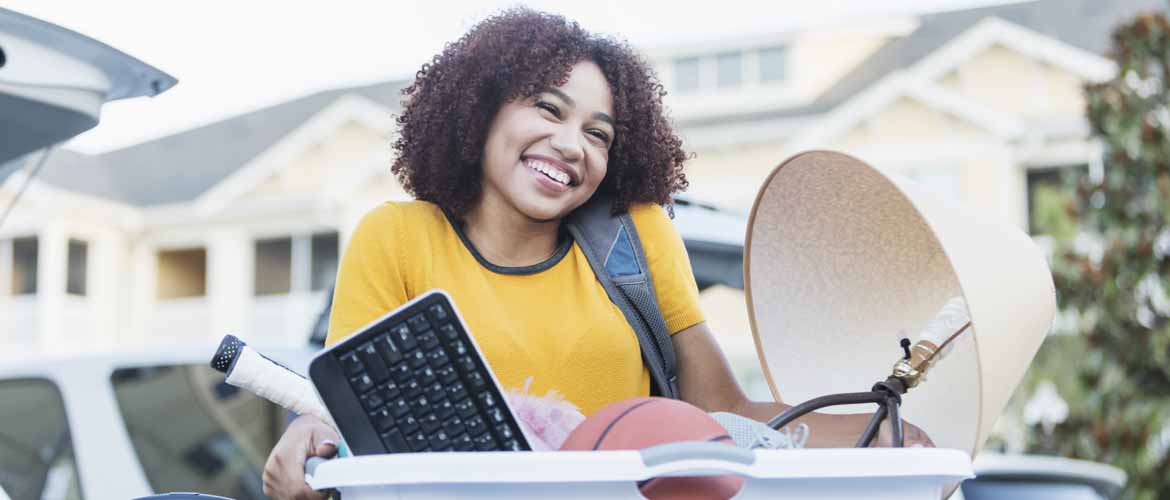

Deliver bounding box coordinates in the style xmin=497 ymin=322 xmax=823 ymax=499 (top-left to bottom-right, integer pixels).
xmin=306 ymin=442 xmax=972 ymax=499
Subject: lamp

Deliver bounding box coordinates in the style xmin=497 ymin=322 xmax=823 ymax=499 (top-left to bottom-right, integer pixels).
xmin=744 ymin=151 xmax=1056 ymax=456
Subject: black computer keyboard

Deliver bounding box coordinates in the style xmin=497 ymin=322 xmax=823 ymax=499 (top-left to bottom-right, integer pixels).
xmin=309 ymin=290 xmax=531 ymax=455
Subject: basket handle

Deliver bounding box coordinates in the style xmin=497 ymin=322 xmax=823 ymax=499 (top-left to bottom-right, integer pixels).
xmin=640 ymin=441 xmax=756 ymax=475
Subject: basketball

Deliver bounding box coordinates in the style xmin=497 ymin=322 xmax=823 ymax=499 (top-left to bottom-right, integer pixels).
xmin=560 ymin=397 xmax=745 ymax=500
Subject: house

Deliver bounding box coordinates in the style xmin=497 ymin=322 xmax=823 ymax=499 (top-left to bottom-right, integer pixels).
xmin=1 ymin=0 xmax=1162 ymax=388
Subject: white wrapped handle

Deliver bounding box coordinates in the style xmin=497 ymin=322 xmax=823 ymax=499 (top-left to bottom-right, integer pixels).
xmin=210 ymin=335 xmax=337 ymax=430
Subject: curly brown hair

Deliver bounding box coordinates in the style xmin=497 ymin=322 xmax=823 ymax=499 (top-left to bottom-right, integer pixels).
xmin=391 ymin=8 xmax=689 ymax=217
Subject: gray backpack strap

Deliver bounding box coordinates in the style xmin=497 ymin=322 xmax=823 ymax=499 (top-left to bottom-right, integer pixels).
xmin=566 ymin=194 xmax=680 ymax=399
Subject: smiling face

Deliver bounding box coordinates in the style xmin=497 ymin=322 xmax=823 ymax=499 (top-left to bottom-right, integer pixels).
xmin=479 ymin=60 xmax=615 ymax=222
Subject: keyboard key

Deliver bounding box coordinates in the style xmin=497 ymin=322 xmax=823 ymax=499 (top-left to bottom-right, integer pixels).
xmin=427 ymin=303 xmax=449 ymax=322
xmin=445 ymin=382 xmax=468 ymax=401
xmin=488 ymin=407 xmax=507 ymax=425
xmin=429 ymin=430 xmax=451 ymax=450
xmin=434 ymin=396 xmax=455 ymax=419
xmin=408 ymin=314 xmax=430 ymax=333
xmin=410 ymin=395 xmax=431 ymax=415
xmin=350 ymin=374 xmax=375 ymax=393
xmin=375 ymin=334 xmax=403 ymax=365
xmin=399 ymin=414 xmax=420 ymax=434
xmin=503 ymin=439 xmax=522 ymax=451
xmin=370 ymin=408 xmax=395 ymax=432
xmin=444 ymin=415 xmax=466 ymax=436
xmin=381 ymin=430 xmax=409 ymax=452
xmin=427 ymin=347 xmax=450 ymax=368
xmin=473 ymin=432 xmax=497 ymax=451
xmin=495 ymin=424 xmax=514 ymax=440
xmin=450 ymin=340 xmax=468 ymax=357
xmin=357 ymin=342 xmax=390 ymax=382
xmin=419 ymin=413 xmax=442 ymax=433
xmin=360 ymin=392 xmax=385 ymax=411
xmin=436 ymin=365 xmax=459 ymax=384
xmin=418 ymin=331 xmax=440 ymax=350
xmin=455 ymin=399 xmax=477 ymax=418
xmin=452 ymin=433 xmax=474 ymax=451
xmin=391 ymin=363 xmax=412 ymax=383
xmin=391 ymin=323 xmax=417 ymax=351
xmin=389 ymin=398 xmax=411 ymax=418
xmin=416 ymin=366 xmax=437 ymax=386
xmin=408 ymin=350 xmax=428 ymax=369
xmin=339 ymin=352 xmax=364 ymax=375
xmin=403 ymin=379 xmax=422 ymax=398
xmin=466 ymin=415 xmax=487 ymax=436
xmin=438 ymin=324 xmax=458 ymax=342
xmin=466 ymin=372 xmax=487 ymax=391
xmin=456 ymin=356 xmax=476 ymax=374
xmin=427 ymin=382 xmax=446 ymax=402
xmin=407 ymin=431 xmax=430 ymax=452
xmin=379 ymin=380 xmax=401 ymax=400
xmin=475 ymin=391 xmax=498 ymax=411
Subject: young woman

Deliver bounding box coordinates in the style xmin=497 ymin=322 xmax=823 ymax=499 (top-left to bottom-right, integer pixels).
xmin=263 ymin=9 xmax=931 ymax=499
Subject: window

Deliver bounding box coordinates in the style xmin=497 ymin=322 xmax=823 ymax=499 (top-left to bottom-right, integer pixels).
xmin=673 ymin=56 xmax=701 ymax=93
xmin=156 ymin=248 xmax=206 ymax=299
xmin=1027 ymin=165 xmax=1087 ymax=236
xmin=11 ymin=236 xmax=36 ymax=295
xmin=759 ymin=46 xmax=788 ymax=83
xmin=716 ymin=52 xmax=743 ymax=88
xmin=66 ymin=239 xmax=87 ymax=296
xmin=0 ymin=378 xmax=83 ymax=500
xmin=310 ymin=232 xmax=339 ymax=292
xmin=254 ymin=237 xmax=292 ymax=296
xmin=111 ymin=364 xmax=284 ymax=500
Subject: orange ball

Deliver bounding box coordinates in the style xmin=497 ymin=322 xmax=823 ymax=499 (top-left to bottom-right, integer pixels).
xmin=560 ymin=397 xmax=745 ymax=500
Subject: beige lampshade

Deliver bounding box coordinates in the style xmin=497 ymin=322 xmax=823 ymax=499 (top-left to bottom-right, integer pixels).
xmin=744 ymin=150 xmax=1056 ymax=456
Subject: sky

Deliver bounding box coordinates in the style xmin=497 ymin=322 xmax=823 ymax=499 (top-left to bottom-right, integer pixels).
xmin=4 ymin=0 xmax=1024 ymax=153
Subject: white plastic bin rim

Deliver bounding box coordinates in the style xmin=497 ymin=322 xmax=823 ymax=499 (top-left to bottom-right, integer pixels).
xmin=307 ymin=447 xmax=973 ymax=489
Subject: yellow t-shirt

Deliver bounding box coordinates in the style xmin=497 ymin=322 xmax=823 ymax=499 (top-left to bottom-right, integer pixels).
xmin=325 ymin=200 xmax=704 ymax=415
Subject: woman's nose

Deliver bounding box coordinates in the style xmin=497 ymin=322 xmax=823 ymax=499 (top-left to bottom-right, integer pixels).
xmin=548 ymin=125 xmax=584 ymax=163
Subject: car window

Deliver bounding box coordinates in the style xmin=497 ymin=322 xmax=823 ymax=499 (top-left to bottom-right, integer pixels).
xmin=0 ymin=378 xmax=83 ymax=500
xmin=111 ymin=364 xmax=286 ymax=499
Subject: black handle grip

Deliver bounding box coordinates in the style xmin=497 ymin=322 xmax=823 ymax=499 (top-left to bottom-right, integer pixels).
xmin=210 ymin=334 xmax=245 ymax=374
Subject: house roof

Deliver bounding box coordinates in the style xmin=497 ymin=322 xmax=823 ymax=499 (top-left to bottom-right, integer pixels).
xmin=683 ymin=0 xmax=1166 ymax=129
xmin=33 ymin=0 xmax=1167 ymax=207
xmin=37 ymin=81 xmax=406 ymax=206
xmin=817 ymin=0 xmax=1163 ymax=106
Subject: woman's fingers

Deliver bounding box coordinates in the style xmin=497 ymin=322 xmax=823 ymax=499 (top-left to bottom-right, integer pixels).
xmin=263 ymin=415 xmax=339 ymax=500
xmin=905 ymin=422 xmax=935 ymax=448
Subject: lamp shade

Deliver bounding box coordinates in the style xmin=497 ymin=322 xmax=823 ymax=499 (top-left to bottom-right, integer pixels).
xmin=744 ymin=151 xmax=1056 ymax=456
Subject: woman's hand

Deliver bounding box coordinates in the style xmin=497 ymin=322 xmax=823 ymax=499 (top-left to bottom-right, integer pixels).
xmin=262 ymin=414 xmax=339 ymax=500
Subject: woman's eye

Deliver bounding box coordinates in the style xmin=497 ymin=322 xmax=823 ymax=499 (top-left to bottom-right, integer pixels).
xmin=536 ymin=101 xmax=561 ymax=117
xmin=587 ymin=129 xmax=611 ymax=143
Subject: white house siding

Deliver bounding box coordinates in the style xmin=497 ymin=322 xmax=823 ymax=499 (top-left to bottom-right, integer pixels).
xmin=655 ymin=19 xmax=910 ymax=124
xmin=0 ymin=182 xmax=138 ymax=360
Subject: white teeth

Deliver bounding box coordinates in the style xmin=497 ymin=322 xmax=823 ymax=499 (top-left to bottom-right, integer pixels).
xmin=526 ymin=160 xmax=571 ymax=186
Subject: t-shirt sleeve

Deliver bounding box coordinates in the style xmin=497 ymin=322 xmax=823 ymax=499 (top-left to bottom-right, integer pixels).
xmin=325 ymin=203 xmax=411 ymax=346
xmin=629 ymin=203 xmax=706 ymax=334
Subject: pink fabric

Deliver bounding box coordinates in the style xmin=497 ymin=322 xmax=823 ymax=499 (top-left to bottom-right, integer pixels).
xmin=505 ymin=378 xmax=586 ymax=451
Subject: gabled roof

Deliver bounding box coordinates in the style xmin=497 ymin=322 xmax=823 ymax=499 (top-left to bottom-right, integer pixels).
xmin=816 ymin=0 xmax=1163 ymax=107
xmin=683 ymin=0 xmax=1166 ymax=129
xmin=36 ymin=80 xmax=407 ymax=207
